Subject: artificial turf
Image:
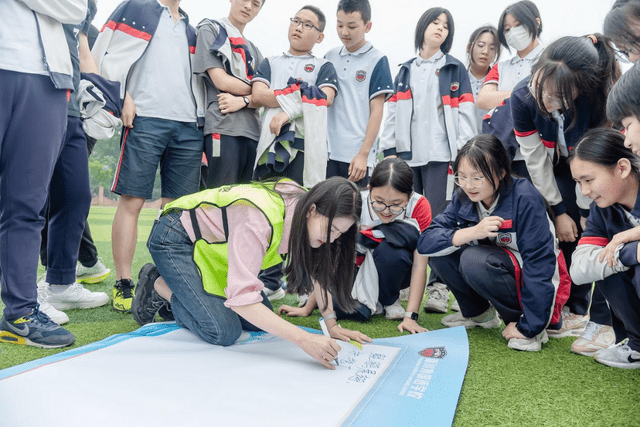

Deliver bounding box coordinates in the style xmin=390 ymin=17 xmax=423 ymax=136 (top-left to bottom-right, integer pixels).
xmin=1 ymin=206 xmax=638 ymax=426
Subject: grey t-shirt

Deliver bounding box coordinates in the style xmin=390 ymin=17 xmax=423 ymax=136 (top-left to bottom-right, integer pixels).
xmin=193 ymin=22 xmax=263 ymax=140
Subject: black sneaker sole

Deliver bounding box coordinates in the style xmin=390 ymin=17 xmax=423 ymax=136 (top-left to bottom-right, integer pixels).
xmin=132 ymin=263 xmax=161 ymax=326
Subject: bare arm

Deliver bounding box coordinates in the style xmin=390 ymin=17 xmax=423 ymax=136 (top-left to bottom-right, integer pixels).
xmin=207 ymin=68 xmax=252 ymax=96
xmin=348 ymin=94 xmax=385 ymax=182
xmin=251 ymin=81 xmax=280 ymax=108
xmin=398 ymin=251 xmax=429 ymax=334
xmin=78 ymin=32 xmax=98 ymax=74
xmin=476 ymin=83 xmax=512 ymax=110
xmin=321 ymin=86 xmax=336 ymax=107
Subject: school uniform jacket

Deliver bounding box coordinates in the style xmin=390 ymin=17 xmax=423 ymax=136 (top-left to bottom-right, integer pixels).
xmin=92 ymin=0 xmax=204 ymax=125
xmin=511 ymin=77 xmax=599 ymax=217
xmin=570 ymin=191 xmax=640 ymax=285
xmin=379 ymin=55 xmax=477 ymax=162
xmin=418 ymin=178 xmax=571 ymax=338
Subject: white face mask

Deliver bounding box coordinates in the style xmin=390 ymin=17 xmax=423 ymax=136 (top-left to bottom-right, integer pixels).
xmin=505 ymin=25 xmax=533 ymax=52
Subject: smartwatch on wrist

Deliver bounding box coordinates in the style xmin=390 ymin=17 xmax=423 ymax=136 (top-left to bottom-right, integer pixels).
xmin=404 ymin=311 xmax=419 ymax=321
xmin=243 ymin=96 xmax=250 ymax=107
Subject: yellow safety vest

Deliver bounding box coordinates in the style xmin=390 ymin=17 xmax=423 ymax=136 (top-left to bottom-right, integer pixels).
xmin=162 ymin=182 xmax=292 ymax=298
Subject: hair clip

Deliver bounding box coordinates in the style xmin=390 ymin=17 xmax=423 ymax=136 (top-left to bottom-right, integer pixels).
xmin=587 ymin=34 xmax=598 ymax=45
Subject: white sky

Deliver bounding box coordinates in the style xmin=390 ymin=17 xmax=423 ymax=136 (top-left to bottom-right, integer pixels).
xmin=93 ymin=0 xmax=618 ymax=73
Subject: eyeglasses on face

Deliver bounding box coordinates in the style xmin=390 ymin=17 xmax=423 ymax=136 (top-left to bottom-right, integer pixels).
xmin=290 ymin=17 xmax=320 ymax=32
xmin=527 ymin=80 xmax=563 ymax=109
xmin=452 ymin=175 xmax=486 ymax=188
xmin=368 ymin=194 xmax=406 ymax=215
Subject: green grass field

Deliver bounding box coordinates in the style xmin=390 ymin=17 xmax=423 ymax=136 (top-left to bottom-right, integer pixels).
xmin=1 ymin=206 xmax=638 ymax=426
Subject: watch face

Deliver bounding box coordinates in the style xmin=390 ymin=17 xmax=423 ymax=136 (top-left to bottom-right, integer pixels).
xmin=407 ymin=312 xmax=418 ymax=321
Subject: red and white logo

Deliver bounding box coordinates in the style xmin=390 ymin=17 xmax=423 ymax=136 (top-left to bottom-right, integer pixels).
xmin=304 ymin=64 xmax=315 ymax=73
xmin=419 ymin=347 xmax=447 ymax=358
xmin=355 ymin=70 xmax=366 ymax=82
xmin=450 ymin=82 xmax=460 ymax=92
xmin=498 ymin=233 xmax=512 ymax=244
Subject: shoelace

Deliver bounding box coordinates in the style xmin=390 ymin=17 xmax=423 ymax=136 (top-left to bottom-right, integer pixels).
xmin=30 ymin=305 xmax=58 ymax=328
xmin=116 ymin=281 xmax=134 ymax=298
xmin=145 ymin=293 xmax=167 ymax=315
xmin=581 ymin=322 xmax=600 ymax=341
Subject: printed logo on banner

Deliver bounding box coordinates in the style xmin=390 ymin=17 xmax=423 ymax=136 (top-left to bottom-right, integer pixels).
xmin=450 ymin=82 xmax=460 ymax=92
xmin=304 ymin=64 xmax=315 ymax=73
xmin=355 ymin=70 xmax=366 ymax=82
xmin=498 ymin=233 xmax=512 ymax=244
xmin=419 ymin=347 xmax=447 ymax=358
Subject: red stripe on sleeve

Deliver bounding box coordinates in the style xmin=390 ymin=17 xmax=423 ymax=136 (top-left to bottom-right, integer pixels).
xmin=459 ymin=93 xmax=475 ymax=103
xmin=274 ymin=84 xmax=300 ymax=97
xmin=541 ymin=139 xmax=555 ymax=149
xmin=301 ymin=95 xmax=328 ymax=107
xmin=396 ymin=89 xmax=412 ymax=100
xmin=578 ymin=236 xmax=610 ymax=246
xmin=189 ymin=46 xmax=196 ymax=54
xmin=514 ymin=129 xmax=538 ymax=138
xmin=113 ymin=22 xmax=152 ymax=41
xmin=411 ymin=197 xmax=432 ymax=232
xmin=102 ymin=20 xmax=116 ymax=32
xmin=483 ymin=63 xmax=500 ymax=85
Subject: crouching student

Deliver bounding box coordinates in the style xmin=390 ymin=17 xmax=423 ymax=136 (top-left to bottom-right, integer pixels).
xmin=279 ymin=158 xmax=432 ymax=334
xmin=569 ymin=128 xmax=640 ymax=369
xmin=418 ymin=134 xmax=570 ymax=352
xmin=131 ymin=177 xmax=371 ymax=369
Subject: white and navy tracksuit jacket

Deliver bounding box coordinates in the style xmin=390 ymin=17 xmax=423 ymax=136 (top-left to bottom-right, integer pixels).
xmin=92 ymin=0 xmax=204 ymax=125
xmin=418 ymin=178 xmax=571 ymax=337
xmin=379 ymin=54 xmax=477 ymax=162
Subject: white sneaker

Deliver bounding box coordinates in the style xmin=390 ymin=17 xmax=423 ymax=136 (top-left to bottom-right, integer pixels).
xmin=508 ymin=330 xmax=549 ymax=352
xmin=594 ymin=340 xmax=640 ymax=369
xmin=36 ymin=285 xmax=69 ymax=325
xmin=441 ymin=306 xmax=501 ymax=329
xmin=263 ymin=287 xmax=285 ymax=301
xmin=423 ymin=282 xmax=449 ymax=313
xmin=384 ymin=299 xmax=406 ymax=320
xmin=399 ymin=288 xmax=410 ymax=302
xmin=297 ymin=293 xmax=309 ymax=307
xmin=76 ymin=258 xmax=111 ymax=284
xmin=451 ymin=299 xmax=460 ymax=312
xmin=45 ymin=282 xmax=109 ymax=309
xmin=571 ymin=321 xmax=616 ymax=356
xmin=547 ymin=306 xmax=589 ymax=338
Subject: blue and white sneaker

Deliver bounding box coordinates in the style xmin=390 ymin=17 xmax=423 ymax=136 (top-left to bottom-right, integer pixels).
xmin=0 ymin=307 xmax=75 ymax=348
xmin=594 ymin=340 xmax=640 ymax=369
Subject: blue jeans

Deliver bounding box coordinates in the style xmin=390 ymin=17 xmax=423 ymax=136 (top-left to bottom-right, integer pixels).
xmin=147 ymin=211 xmax=272 ymax=346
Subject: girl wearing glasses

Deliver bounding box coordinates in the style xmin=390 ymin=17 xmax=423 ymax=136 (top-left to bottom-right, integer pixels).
xmin=418 ymin=134 xmax=570 ymax=352
xmin=279 ymin=158 xmax=433 ymax=334
xmin=604 ymin=0 xmax=640 ymax=63
xmin=511 ymin=34 xmax=620 ymax=352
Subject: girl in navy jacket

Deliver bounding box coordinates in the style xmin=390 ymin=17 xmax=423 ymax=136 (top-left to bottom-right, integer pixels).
xmin=569 ymin=128 xmax=640 ymax=369
xmin=418 ymin=134 xmax=570 ymax=352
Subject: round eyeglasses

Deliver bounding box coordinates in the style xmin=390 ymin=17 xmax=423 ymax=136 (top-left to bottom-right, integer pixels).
xmin=452 ymin=175 xmax=486 ymax=188
xmin=369 ymin=194 xmax=406 ymax=215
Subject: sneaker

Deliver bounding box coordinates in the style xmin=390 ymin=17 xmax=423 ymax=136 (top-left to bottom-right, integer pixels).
xmin=594 ymin=340 xmax=640 ymax=369
xmin=571 ymin=322 xmax=616 ymax=356
xmin=44 ymin=282 xmax=109 ymax=309
xmin=451 ymin=298 xmax=460 ymax=312
xmin=423 ymin=282 xmax=449 ymax=313
xmin=399 ymin=288 xmax=410 ymax=302
xmin=547 ymin=307 xmax=589 ymax=338
xmin=297 ymin=293 xmax=309 ymax=307
xmin=37 ymin=285 xmax=69 ymax=325
xmin=132 ymin=264 xmax=167 ymax=326
xmin=441 ymin=306 xmax=501 ymax=329
xmin=0 ymin=307 xmax=75 ymax=348
xmin=508 ymin=330 xmax=549 ymax=352
xmin=76 ymin=258 xmax=111 ymax=284
xmin=263 ymin=287 xmax=286 ymax=301
xmin=384 ymin=299 xmax=406 ymax=320
xmin=113 ymin=278 xmax=135 ymax=312
xmin=158 ymin=303 xmax=174 ymax=321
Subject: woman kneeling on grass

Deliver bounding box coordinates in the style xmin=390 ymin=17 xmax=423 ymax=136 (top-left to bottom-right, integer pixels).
xmin=131 ymin=177 xmax=371 ymax=370
xmin=279 ymin=158 xmax=432 ymax=334
xmin=417 ymin=134 xmax=570 ymax=352
xmin=569 ymin=128 xmax=640 ymax=369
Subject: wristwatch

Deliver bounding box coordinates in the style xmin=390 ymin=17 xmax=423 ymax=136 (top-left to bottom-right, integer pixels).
xmin=404 ymin=311 xmax=419 ymax=321
xmin=242 ymin=96 xmax=250 ymax=107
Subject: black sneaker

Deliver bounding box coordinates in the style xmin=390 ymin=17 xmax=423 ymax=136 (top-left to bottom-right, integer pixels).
xmin=157 ymin=303 xmax=174 ymax=321
xmin=113 ymin=278 xmax=135 ymax=312
xmin=0 ymin=306 xmax=75 ymax=348
xmin=132 ymin=263 xmax=167 ymax=326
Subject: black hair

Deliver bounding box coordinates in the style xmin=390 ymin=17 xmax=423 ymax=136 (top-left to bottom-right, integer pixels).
xmin=498 ymin=0 xmax=542 ymax=51
xmin=337 ymin=0 xmax=371 ymax=23
xmin=284 ymin=177 xmax=361 ymax=312
xmin=466 ymin=25 xmax=500 ymax=71
xmin=607 ymin=62 xmax=640 ymax=127
xmin=569 ymin=127 xmax=640 ymax=179
xmin=453 ymin=134 xmax=512 ymax=202
xmin=299 ymin=5 xmax=326 ymax=32
xmin=604 ymin=0 xmax=640 ymax=56
xmin=369 ymin=158 xmax=414 ymax=197
xmin=414 ymin=7 xmax=455 ymax=54
xmin=530 ymin=34 xmax=620 ymax=129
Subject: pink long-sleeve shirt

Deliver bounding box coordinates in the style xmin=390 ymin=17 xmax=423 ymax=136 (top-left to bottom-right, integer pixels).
xmin=179 ymin=183 xmax=301 ymax=307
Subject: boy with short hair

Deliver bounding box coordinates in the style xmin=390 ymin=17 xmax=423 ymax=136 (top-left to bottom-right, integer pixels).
xmin=325 ymin=0 xmax=393 ymax=186
xmin=251 ymin=5 xmax=338 ymax=188
xmin=195 ymin=0 xmax=265 ymax=188
xmin=92 ymin=0 xmax=205 ymax=312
